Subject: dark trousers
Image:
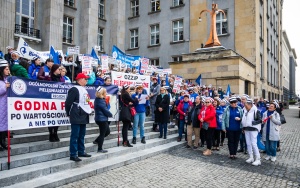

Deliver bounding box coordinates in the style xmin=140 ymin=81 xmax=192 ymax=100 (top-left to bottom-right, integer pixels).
xmin=70 ymin=124 xmax=86 ymax=157
xmin=200 ymin=129 xmax=205 ymax=145
xmin=95 ymin=121 xmax=108 ymax=150
xmin=159 ymin=123 xmax=167 ymax=138
xmin=122 ymin=121 xmax=131 ymax=142
xmin=202 ymin=128 xmax=215 ymax=150
xmin=213 ymin=129 xmax=221 ymax=147
xmin=227 ymin=130 xmax=241 ymax=155
xmin=48 ymin=126 xmax=59 ymax=133
xmin=221 ymin=131 xmax=226 ymax=143
xmin=239 ymin=132 xmax=247 ymax=150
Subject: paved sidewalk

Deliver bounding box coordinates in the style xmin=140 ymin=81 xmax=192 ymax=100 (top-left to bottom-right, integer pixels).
xmin=60 ymin=108 xmax=300 ymax=188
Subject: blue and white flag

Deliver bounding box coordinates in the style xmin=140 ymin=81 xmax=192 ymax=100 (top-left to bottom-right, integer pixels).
xmin=111 ymin=45 xmax=141 ymax=71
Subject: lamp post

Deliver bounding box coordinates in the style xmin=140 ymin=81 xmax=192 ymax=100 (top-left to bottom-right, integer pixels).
xmin=199 ymin=3 xmax=226 ymax=48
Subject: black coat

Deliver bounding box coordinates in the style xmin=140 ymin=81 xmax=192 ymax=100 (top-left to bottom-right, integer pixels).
xmin=188 ymin=103 xmax=202 ymax=127
xmin=65 ymin=86 xmax=89 ymax=124
xmin=155 ymin=94 xmax=170 ymax=124
xmin=119 ymin=91 xmax=137 ymax=122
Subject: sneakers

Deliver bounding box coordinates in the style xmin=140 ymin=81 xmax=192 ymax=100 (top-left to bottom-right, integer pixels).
xmin=252 ymin=160 xmax=261 ymax=166
xmin=264 ymin=156 xmax=271 ymax=161
xmin=246 ymin=158 xmax=254 ymax=163
xmin=271 ymin=157 xmax=276 ymax=162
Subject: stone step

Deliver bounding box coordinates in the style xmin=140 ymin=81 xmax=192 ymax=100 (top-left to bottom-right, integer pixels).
xmin=0 ymin=134 xmax=183 ymax=187
xmin=11 ymin=117 xmax=153 ymax=135
xmin=0 ymin=121 xmax=168 ymax=158
xmin=8 ymin=120 xmax=155 ymax=145
xmin=0 ymin=128 xmax=179 ymax=171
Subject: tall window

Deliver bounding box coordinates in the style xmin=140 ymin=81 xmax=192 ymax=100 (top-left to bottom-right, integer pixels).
xmin=270 ymin=35 xmax=272 ymax=54
xmin=150 ymin=59 xmax=160 ymax=66
xmin=216 ymin=10 xmax=228 ymax=35
xmin=259 ymin=15 xmax=263 ymax=38
xmin=98 ymin=0 xmax=105 ymax=19
xmin=273 ymin=68 xmax=276 ymax=86
xmin=260 ymin=54 xmax=263 ymax=78
xmin=130 ymin=29 xmax=139 ymax=49
xmin=63 ymin=16 xmax=73 ymax=44
xmin=97 ymin=28 xmax=104 ymax=51
xmin=131 ymin=0 xmax=139 ymax=17
xmin=271 ymin=65 xmax=273 ymax=84
xmin=16 ymin=0 xmax=35 ymax=33
xmin=150 ymin=24 xmax=159 ymax=45
xmin=151 ymin=0 xmax=160 ymax=12
xmin=267 ymin=62 xmax=269 ymax=83
xmin=64 ymin=0 xmax=74 ymax=7
xmin=267 ymin=29 xmax=269 ymax=50
xmin=172 ymin=19 xmax=183 ymax=42
xmin=173 ymin=0 xmax=184 ymax=6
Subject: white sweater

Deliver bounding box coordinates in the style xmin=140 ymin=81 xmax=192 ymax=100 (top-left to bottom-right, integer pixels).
xmin=241 ymin=105 xmax=261 ymax=131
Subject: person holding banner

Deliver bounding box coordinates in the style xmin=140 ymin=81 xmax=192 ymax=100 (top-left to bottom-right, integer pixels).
xmin=65 ymin=73 xmax=92 ymax=162
xmin=28 ymin=57 xmax=41 ymax=80
xmin=131 ymin=85 xmax=149 ymax=144
xmin=0 ymin=60 xmax=10 ymax=150
xmin=38 ymin=58 xmax=54 ymax=81
xmin=59 ymin=66 xmax=71 ymax=83
xmin=150 ymin=77 xmax=160 ymax=131
xmin=119 ymin=84 xmax=137 ymax=147
xmin=94 ymin=86 xmax=112 ymax=153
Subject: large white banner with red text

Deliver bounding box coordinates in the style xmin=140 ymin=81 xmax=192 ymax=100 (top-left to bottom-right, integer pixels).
xmin=111 ymin=71 xmax=150 ymax=94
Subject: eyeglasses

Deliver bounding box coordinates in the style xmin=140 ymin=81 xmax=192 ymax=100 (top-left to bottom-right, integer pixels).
xmin=205 ymin=102 xmax=210 ymax=103
xmin=230 ymin=101 xmax=237 ymax=104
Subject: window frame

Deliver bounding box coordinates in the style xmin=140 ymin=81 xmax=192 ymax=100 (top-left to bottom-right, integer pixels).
xmin=172 ymin=19 xmax=184 ymax=42
xmin=150 ymin=24 xmax=160 ymax=46
xmin=172 ymin=56 xmax=182 ymax=62
xmin=97 ymin=27 xmax=104 ymax=52
xmin=63 ymin=15 xmax=74 ymax=44
xmin=150 ymin=58 xmax=160 ymax=66
xmin=151 ymin=0 xmax=160 ymax=12
xmin=64 ymin=0 xmax=75 ymax=7
xmin=130 ymin=0 xmax=139 ymax=17
xmin=15 ymin=0 xmax=35 ymax=31
xmin=130 ymin=28 xmax=139 ymax=49
xmin=172 ymin=0 xmax=184 ymax=7
xmin=98 ymin=0 xmax=105 ymax=19
xmin=260 ymin=54 xmax=263 ymax=79
xmin=216 ymin=10 xmax=228 ymax=35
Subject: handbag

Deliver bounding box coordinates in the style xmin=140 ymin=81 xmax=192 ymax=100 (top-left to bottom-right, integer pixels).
xmin=130 ymin=106 xmax=137 ymax=116
xmin=202 ymin=122 xmax=209 ymax=130
xmin=280 ymin=114 xmax=286 ymax=124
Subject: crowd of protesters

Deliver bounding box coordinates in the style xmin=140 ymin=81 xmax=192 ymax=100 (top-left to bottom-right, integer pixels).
xmin=0 ymin=46 xmax=284 ymax=165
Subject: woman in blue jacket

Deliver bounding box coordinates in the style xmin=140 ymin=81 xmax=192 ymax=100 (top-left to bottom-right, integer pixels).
xmin=28 ymin=57 xmax=41 ymax=80
xmin=213 ymin=98 xmax=224 ymax=151
xmin=131 ymin=85 xmax=149 ymax=144
xmin=94 ymin=86 xmax=113 ymax=153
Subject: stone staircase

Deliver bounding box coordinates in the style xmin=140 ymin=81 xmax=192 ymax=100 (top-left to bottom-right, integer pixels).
xmin=0 ymin=118 xmax=183 ymax=187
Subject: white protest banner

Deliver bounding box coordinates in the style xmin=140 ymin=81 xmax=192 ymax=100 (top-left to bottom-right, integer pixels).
xmin=140 ymin=58 xmax=149 ymax=74
xmin=6 ymin=77 xmax=119 ymax=130
xmin=101 ymin=55 xmax=109 ymax=73
xmin=163 ymin=68 xmax=172 ymax=75
xmin=111 ymin=71 xmax=151 ymax=94
xmin=173 ymin=76 xmax=182 ymax=93
xmin=67 ymin=46 xmax=80 ymax=55
xmin=81 ymin=56 xmax=92 ymax=75
xmin=17 ymin=37 xmax=65 ymax=63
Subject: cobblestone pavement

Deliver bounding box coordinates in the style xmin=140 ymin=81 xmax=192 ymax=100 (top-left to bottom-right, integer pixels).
xmin=60 ymin=107 xmax=300 ymax=188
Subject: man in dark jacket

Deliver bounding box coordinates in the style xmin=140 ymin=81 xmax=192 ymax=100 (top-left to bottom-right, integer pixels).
xmin=65 ymin=73 xmax=92 ymax=162
xmin=150 ymin=77 xmax=160 ymax=131
xmin=187 ymin=96 xmax=202 ymax=149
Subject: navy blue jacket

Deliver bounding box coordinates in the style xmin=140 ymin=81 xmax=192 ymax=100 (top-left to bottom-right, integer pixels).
xmin=131 ymin=93 xmax=149 ymax=113
xmin=94 ymin=98 xmax=112 ymax=122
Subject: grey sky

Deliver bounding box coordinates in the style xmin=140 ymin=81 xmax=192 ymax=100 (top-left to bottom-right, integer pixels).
xmin=282 ymin=0 xmax=300 ymax=96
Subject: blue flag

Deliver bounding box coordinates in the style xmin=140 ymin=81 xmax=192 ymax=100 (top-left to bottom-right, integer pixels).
xmin=165 ymin=73 xmax=170 ymax=87
xmin=226 ymin=84 xmax=231 ymax=96
xmin=91 ymin=48 xmax=100 ymax=64
xmin=50 ymin=46 xmax=60 ymax=64
xmin=157 ymin=75 xmax=161 ymax=84
xmin=195 ymin=74 xmax=202 ymax=85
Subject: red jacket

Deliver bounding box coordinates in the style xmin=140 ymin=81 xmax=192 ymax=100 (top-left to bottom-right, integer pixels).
xmin=177 ymin=100 xmax=193 ymax=120
xmin=198 ymin=105 xmax=217 ymax=128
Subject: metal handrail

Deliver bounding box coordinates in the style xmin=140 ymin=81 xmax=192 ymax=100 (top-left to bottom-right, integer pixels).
xmin=14 ymin=24 xmax=41 ymax=39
